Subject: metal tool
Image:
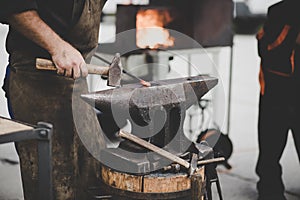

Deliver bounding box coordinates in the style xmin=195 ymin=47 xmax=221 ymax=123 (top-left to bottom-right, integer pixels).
xmin=118 ymin=130 xmax=191 ymax=169
xmin=94 ymin=53 xmax=151 ymax=87
xmin=117 ymin=131 xmax=225 ymax=174
xmin=162 ymin=163 xmax=181 ymax=172
xmin=189 ymin=153 xmax=198 ymax=175
xmin=35 ymin=54 xmax=122 ymax=87
xmin=117 ymin=129 xmax=202 ymax=174
xmin=122 ymin=70 xmax=151 ymax=87
xmin=197 ymin=157 xmax=225 ymax=165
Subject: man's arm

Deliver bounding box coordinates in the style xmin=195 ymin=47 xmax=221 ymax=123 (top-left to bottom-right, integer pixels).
xmin=8 ymin=10 xmax=88 ymax=79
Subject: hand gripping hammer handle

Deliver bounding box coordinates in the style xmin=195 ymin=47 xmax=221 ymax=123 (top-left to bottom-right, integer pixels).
xmin=36 ymin=58 xmax=109 ymax=75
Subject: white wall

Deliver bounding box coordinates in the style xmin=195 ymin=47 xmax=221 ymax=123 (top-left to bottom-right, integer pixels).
xmin=233 ymin=0 xmax=281 ymax=14
xmin=0 ymin=25 xmax=9 ymax=118
xmin=247 ymin=0 xmax=281 ymax=14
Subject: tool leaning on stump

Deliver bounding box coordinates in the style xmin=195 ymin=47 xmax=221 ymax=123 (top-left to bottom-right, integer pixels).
xmin=118 ymin=130 xmax=225 ymax=176
xmin=113 ymin=129 xmax=225 ymax=200
xmin=35 ymin=53 xmax=151 ymax=87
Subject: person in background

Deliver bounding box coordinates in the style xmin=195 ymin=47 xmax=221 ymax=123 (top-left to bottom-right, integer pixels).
xmin=0 ymin=0 xmax=107 ymax=199
xmin=256 ymin=0 xmax=300 ymax=199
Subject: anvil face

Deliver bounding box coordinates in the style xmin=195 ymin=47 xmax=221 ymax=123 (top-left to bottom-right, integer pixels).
xmin=81 ymin=75 xmax=218 ymax=115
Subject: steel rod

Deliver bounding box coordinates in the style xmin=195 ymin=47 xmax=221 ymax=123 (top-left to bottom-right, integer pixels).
xmin=118 ymin=130 xmax=190 ymax=169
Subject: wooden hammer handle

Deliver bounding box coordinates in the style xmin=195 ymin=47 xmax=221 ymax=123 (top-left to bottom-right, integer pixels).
xmin=36 ymin=58 xmax=109 ymax=75
xmin=118 ymin=130 xmax=191 ymax=169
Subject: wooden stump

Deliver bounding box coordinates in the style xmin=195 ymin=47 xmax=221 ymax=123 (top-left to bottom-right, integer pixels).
xmin=101 ymin=165 xmax=205 ymax=199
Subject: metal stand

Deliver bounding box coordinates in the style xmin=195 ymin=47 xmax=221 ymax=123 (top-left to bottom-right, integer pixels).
xmin=0 ymin=120 xmax=53 ymax=200
xmin=205 ymin=164 xmax=223 ymax=200
xmin=191 ymin=172 xmax=205 ymax=200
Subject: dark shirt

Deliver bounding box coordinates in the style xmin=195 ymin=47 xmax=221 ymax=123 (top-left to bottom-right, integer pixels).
xmin=0 ymin=0 xmax=87 ymax=66
xmin=0 ymin=0 xmax=85 ymax=33
xmin=257 ymin=1 xmax=300 ymax=77
xmin=257 ymin=0 xmax=300 ymax=104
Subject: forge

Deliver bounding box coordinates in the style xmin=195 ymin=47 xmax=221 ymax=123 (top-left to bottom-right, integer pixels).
xmin=97 ymin=0 xmax=234 ymax=55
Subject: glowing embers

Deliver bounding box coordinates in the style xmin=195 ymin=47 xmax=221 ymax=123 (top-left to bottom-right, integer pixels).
xmin=136 ymin=9 xmax=175 ymax=49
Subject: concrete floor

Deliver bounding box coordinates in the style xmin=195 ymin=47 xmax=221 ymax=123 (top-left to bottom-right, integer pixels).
xmin=0 ymin=25 xmax=300 ymax=199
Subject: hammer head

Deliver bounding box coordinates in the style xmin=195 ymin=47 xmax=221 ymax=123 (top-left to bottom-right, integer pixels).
xmin=107 ymin=53 xmax=122 ymax=87
xmin=189 ymin=153 xmax=198 ymax=176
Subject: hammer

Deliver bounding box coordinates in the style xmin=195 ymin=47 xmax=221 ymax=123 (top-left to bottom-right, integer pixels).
xmin=36 ymin=53 xmax=151 ymax=87
xmin=36 ymin=54 xmax=122 ymax=87
xmin=93 ymin=54 xmax=151 ymax=87
xmin=118 ymin=130 xmax=198 ymax=175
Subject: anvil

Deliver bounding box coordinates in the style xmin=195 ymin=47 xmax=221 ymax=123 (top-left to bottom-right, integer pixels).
xmin=81 ymin=75 xmax=218 ymax=173
xmin=81 ymin=75 xmax=218 ymax=116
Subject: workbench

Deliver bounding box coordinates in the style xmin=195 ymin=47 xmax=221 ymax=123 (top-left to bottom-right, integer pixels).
xmin=0 ymin=117 xmax=53 ymax=200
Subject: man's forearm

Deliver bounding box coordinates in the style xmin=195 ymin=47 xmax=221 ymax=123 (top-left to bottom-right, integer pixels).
xmin=8 ymin=10 xmax=64 ymax=55
xmin=8 ymin=10 xmax=88 ymax=78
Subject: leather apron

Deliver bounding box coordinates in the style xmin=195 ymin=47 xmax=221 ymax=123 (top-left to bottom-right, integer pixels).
xmin=6 ymin=0 xmax=107 ymax=199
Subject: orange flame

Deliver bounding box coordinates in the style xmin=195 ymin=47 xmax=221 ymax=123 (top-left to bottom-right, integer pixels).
xmin=136 ymin=9 xmax=175 ymax=49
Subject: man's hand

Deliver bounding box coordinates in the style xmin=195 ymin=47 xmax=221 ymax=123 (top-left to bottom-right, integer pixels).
xmin=8 ymin=10 xmax=88 ymax=79
xmin=50 ymin=41 xmax=88 ymax=79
